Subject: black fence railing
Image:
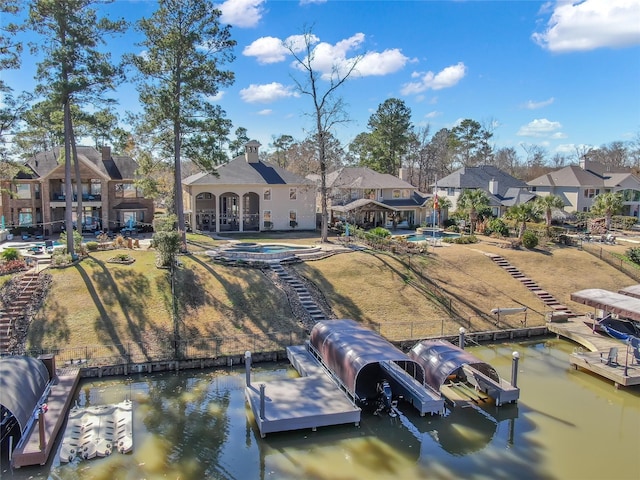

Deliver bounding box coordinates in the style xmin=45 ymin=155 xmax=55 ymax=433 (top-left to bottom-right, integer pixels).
xmin=581 ymin=242 xmax=640 ymax=283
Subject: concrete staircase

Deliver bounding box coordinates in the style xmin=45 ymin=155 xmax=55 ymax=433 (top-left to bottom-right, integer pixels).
xmin=0 ymin=271 xmax=40 ymax=353
xmin=485 ymin=253 xmax=575 ymax=317
xmin=270 ymin=264 xmax=327 ymax=324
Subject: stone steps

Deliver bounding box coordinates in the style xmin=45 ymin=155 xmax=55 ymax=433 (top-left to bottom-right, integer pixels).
xmin=271 ymin=264 xmax=327 ymax=324
xmin=485 ymin=253 xmax=574 ymax=316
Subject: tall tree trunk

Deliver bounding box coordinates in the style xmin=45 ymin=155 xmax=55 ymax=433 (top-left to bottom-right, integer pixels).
xmin=63 ymin=100 xmax=74 ymax=256
xmin=71 ymin=126 xmax=83 ymax=233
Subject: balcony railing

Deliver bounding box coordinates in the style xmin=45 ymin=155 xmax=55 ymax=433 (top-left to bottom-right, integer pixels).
xmin=50 ymin=193 xmax=102 ymax=202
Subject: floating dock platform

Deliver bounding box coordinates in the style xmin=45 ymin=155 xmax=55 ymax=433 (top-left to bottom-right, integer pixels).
xmin=547 ymin=318 xmax=640 ymax=388
xmin=246 ymin=345 xmax=361 ymax=438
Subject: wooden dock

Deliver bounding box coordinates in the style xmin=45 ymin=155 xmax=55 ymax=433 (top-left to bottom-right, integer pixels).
xmin=12 ymin=368 xmax=81 ymax=468
xmin=547 ymin=318 xmax=640 ymax=388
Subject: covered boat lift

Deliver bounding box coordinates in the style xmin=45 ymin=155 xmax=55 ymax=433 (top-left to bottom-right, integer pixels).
xmin=308 ymin=319 xmax=444 ymax=415
xmin=571 ymin=288 xmax=640 ymax=321
xmin=408 ymin=340 xmax=520 ymax=407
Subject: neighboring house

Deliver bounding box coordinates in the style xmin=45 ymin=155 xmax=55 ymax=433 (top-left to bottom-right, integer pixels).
xmin=528 ymin=159 xmax=640 ymax=219
xmin=435 ymin=165 xmax=536 ymax=219
xmin=182 ymin=140 xmax=315 ymax=233
xmin=0 ymin=146 xmax=154 ymax=235
xmin=308 ymin=166 xmax=431 ymax=228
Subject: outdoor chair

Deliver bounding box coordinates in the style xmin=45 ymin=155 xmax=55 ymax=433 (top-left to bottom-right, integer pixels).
xmin=600 ymin=346 xmax=618 ymax=366
xmin=630 ymin=337 xmax=640 ymax=365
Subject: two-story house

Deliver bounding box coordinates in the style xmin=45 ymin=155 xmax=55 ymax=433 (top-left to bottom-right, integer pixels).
xmin=435 ymin=165 xmax=537 ymax=220
xmin=0 ymin=146 xmax=154 ymax=236
xmin=309 ymin=167 xmax=431 ymax=229
xmin=528 ymin=158 xmax=640 ymax=219
xmin=182 ymin=141 xmax=316 ymax=233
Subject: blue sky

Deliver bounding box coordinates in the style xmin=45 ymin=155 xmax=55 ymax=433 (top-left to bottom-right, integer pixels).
xmin=4 ymin=0 xmax=640 ymax=158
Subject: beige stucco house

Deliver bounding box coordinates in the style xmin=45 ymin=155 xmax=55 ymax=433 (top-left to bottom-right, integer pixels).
xmin=308 ymin=167 xmax=431 ymax=229
xmin=528 ymin=159 xmax=640 ymax=219
xmin=182 ymin=141 xmax=316 ymax=233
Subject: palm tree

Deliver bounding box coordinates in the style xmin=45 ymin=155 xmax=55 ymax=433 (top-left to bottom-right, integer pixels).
xmin=504 ymin=202 xmax=542 ymax=239
xmin=456 ymin=189 xmax=489 ymax=234
xmin=426 ymin=195 xmax=452 ymax=227
xmin=591 ymin=192 xmax=623 ymax=230
xmin=535 ymin=194 xmax=565 ymax=230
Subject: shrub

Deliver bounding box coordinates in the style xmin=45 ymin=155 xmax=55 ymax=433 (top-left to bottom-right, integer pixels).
xmin=1 ymin=247 xmax=21 ymax=262
xmin=51 ymin=252 xmax=73 ymax=267
xmin=522 ymin=230 xmax=539 ymax=249
xmin=443 ymin=235 xmax=478 ymax=244
xmin=367 ymin=227 xmax=391 ymax=238
xmin=627 ymin=247 xmax=640 ymax=265
xmin=485 ymin=218 xmax=509 ymax=237
xmin=86 ymin=241 xmax=99 ymax=251
xmin=0 ymin=259 xmax=27 ymax=275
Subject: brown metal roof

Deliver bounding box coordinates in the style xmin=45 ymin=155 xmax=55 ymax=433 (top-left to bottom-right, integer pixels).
xmin=309 ymin=319 xmax=424 ymax=401
xmin=570 ymin=288 xmax=640 ymax=321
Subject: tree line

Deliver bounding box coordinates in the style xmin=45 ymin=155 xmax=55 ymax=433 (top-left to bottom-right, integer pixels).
xmin=2 ymin=1 xmax=639 ymax=250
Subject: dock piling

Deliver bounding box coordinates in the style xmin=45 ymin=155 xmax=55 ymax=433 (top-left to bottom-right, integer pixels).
xmin=259 ymin=384 xmax=265 ymax=420
xmin=245 ymin=351 xmax=251 ymax=387
xmin=459 ymin=327 xmax=466 ymax=349
xmin=511 ymin=351 xmax=520 ymax=388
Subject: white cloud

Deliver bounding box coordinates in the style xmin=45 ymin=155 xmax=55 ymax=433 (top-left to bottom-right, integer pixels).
xmin=400 ymin=62 xmax=467 ymax=95
xmin=533 ymin=0 xmax=640 ymax=52
xmin=355 ymin=49 xmax=409 ymax=76
xmin=243 ymin=34 xmax=319 ymax=64
xmin=239 ymin=82 xmax=299 ymax=103
xmin=425 ymin=111 xmax=441 ymax=119
xmin=523 ymin=97 xmax=555 ymax=109
xmin=217 ymin=0 xmax=266 ymax=28
xmin=257 ymin=109 xmax=272 ymax=115
xmin=517 ymin=118 xmax=563 ymax=137
xmin=243 ymin=37 xmax=288 ymax=64
xmin=203 ymin=91 xmax=225 ymax=102
xmin=299 ymin=0 xmax=327 ymax=4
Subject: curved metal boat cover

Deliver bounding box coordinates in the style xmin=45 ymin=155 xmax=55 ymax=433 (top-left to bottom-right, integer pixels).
xmin=309 ymin=319 xmax=424 ymax=397
xmin=0 ymin=356 xmax=50 ymax=434
xmin=409 ymin=340 xmax=500 ymax=392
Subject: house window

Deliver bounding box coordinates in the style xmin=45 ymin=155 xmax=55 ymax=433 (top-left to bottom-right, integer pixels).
xmin=16 ymin=183 xmax=31 ymax=199
xmin=263 ymin=210 xmax=272 ymax=229
xmin=122 ymin=211 xmax=138 ymax=227
xmin=35 ymin=184 xmax=40 ymax=200
xmin=392 ymin=189 xmax=401 ymax=199
xmin=115 ymin=183 xmax=140 ymax=198
xmin=530 ymin=186 xmax=537 ymax=192
xmin=18 ymin=208 xmax=33 ymax=226
xmin=289 ymin=210 xmax=297 ymax=228
xmin=364 ymin=189 xmax=375 ymax=200
xmin=289 ymin=188 xmax=297 ymax=200
xmin=350 ymin=190 xmax=358 ymax=200
xmin=584 ymin=188 xmax=599 ymax=198
xmin=196 ymin=192 xmax=213 ymax=200
xmin=264 ymin=188 xmax=271 ymax=201
xmin=447 ymin=188 xmax=455 ymax=196
xmin=91 ymin=179 xmax=102 ymax=196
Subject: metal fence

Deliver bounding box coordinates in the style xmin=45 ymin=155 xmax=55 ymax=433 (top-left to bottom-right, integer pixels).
xmin=581 ymin=242 xmax=640 ymax=283
xmin=21 ymin=329 xmax=308 ymax=367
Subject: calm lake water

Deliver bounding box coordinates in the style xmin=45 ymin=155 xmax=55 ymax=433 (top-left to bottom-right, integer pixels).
xmin=2 ymin=338 xmax=639 ymax=480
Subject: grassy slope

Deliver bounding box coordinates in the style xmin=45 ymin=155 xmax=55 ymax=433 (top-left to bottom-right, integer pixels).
xmin=22 ymin=235 xmax=638 ymax=351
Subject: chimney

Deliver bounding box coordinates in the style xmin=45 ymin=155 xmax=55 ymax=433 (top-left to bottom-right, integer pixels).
xmin=244 ymin=140 xmax=260 ymax=163
xmin=101 ymin=145 xmax=111 ymax=161
xmin=398 ymin=167 xmax=407 ymax=181
xmin=489 ymin=178 xmax=498 ymax=195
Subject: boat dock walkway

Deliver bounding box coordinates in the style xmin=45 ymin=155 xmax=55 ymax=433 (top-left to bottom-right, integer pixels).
xmin=12 ymin=367 xmax=81 ymax=468
xmin=547 ymin=318 xmax=640 ymax=387
xmin=245 ymin=346 xmax=361 ymax=438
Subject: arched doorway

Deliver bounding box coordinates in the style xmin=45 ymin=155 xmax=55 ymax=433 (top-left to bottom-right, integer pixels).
xmin=195 ymin=192 xmax=216 ymax=231
xmin=219 ymin=192 xmax=239 ymax=232
xmin=242 ymin=192 xmax=260 ymax=231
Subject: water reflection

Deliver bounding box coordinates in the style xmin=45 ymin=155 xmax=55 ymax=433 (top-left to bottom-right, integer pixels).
xmin=2 ymin=340 xmax=638 ymax=480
